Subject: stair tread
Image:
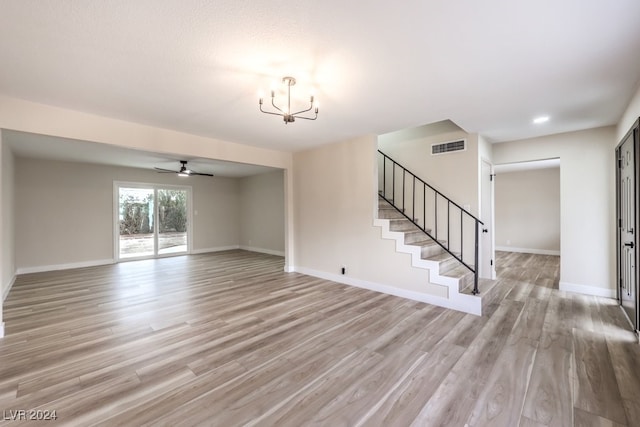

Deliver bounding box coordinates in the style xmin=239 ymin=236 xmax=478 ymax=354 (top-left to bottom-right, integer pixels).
xmin=424 ymin=252 xmax=455 ymax=262
xmin=460 ymin=277 xmax=497 ymax=298
xmin=440 ymin=263 xmax=474 ymax=278
xmin=409 ymin=238 xmax=446 ymax=248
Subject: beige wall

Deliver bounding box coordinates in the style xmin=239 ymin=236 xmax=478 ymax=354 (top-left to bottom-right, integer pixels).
xmin=378 ymin=130 xmax=479 ymax=214
xmin=15 ymin=157 xmax=241 ymax=271
xmin=239 ymin=170 xmax=285 ymax=255
xmin=0 ymin=96 xmax=291 ymax=170
xmin=495 ymin=167 xmax=560 ymax=254
xmin=0 ymin=95 xmax=295 ymax=270
xmin=293 ymin=135 xmax=448 ymax=299
xmin=493 ymin=126 xmax=615 ymax=296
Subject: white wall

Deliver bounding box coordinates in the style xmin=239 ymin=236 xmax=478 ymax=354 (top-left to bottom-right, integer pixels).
xmin=15 ymin=157 xmax=241 ymax=271
xmin=293 ymin=135 xmax=449 ymax=300
xmin=617 ymin=81 xmax=640 ymax=142
xmin=495 ymin=167 xmax=560 ymax=254
xmin=239 ymin=170 xmax=285 ymax=255
xmin=2 ymin=135 xmax=15 ymax=296
xmin=0 ymin=130 xmax=16 ymax=336
xmin=478 ymin=134 xmax=493 ymax=163
xmin=493 ymin=126 xmax=615 ymax=297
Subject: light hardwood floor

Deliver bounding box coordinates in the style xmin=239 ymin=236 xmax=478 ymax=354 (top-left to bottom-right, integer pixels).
xmin=0 ymin=250 xmax=638 ymax=426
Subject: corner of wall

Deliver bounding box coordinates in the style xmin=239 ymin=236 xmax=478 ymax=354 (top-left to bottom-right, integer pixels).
xmin=617 ymin=81 xmax=640 ymax=142
xmin=2 ymin=274 xmax=15 ymax=301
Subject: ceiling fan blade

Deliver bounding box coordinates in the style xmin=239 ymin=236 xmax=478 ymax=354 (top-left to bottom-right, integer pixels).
xmin=154 ymin=167 xmax=178 ymax=173
xmin=154 ymin=163 xmax=213 ymax=176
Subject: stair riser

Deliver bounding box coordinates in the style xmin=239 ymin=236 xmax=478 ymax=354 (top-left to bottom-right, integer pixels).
xmin=438 ymin=257 xmax=462 ymax=272
xmin=378 ymin=209 xmax=406 ymax=220
xmin=458 ymin=273 xmax=475 ymax=293
xmin=389 ymin=221 xmax=419 ymax=232
xmin=421 ymin=245 xmax=445 ymax=258
xmin=389 ymin=220 xmax=431 ymax=233
xmin=404 ymin=231 xmax=435 ymax=244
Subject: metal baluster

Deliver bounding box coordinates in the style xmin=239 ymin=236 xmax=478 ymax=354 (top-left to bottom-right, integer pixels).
xmin=473 ymin=219 xmax=479 ymax=295
xmin=382 ymin=154 xmax=386 ymax=198
xmin=392 ymin=162 xmax=395 ymax=206
xmin=412 ymin=175 xmax=415 ymax=223
xmin=447 ymin=200 xmax=450 ymax=250
xmin=435 ymin=193 xmax=438 ymax=240
xmin=402 ymin=169 xmax=406 ymax=212
xmin=423 ymin=184 xmax=426 ymax=233
xmin=460 ymin=210 xmax=464 ymax=262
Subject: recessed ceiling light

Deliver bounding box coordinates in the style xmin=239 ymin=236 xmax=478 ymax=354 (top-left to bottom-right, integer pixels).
xmin=533 ymin=116 xmax=550 ymax=124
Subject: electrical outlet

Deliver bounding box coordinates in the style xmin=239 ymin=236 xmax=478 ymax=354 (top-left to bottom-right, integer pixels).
xmin=341 ymin=266 xmax=346 ymax=275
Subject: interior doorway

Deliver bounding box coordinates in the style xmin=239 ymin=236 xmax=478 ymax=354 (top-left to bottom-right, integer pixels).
xmin=493 ymin=159 xmax=561 ymax=284
xmin=115 ymin=182 xmax=192 ymax=261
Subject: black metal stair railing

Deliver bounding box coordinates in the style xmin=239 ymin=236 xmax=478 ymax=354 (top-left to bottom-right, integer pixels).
xmin=378 ymin=149 xmax=484 ymax=294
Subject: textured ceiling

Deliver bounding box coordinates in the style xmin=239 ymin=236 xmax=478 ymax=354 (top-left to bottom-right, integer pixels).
xmin=1 ymin=0 xmax=639 ymax=157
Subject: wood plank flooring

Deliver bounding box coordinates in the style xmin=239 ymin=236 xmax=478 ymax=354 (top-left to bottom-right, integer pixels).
xmin=0 ymin=250 xmax=638 ymax=426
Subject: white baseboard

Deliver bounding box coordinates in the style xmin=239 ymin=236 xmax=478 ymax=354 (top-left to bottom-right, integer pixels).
xmin=3 ymin=274 xmax=16 ymax=301
xmin=191 ymin=245 xmax=240 ymax=254
xmin=559 ymin=281 xmax=616 ymax=299
xmin=495 ymin=246 xmax=560 ymax=256
xmin=0 ymin=322 xmax=4 ymax=338
xmin=239 ymin=246 xmax=285 ymax=257
xmin=284 ymin=265 xmax=295 ymax=273
xmin=294 ymin=266 xmax=481 ymax=316
xmin=16 ymin=259 xmax=115 ymax=275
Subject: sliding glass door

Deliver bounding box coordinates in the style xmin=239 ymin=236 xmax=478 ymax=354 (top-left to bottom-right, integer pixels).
xmin=116 ymin=183 xmax=191 ymax=260
xmin=157 ymin=188 xmax=188 ymax=255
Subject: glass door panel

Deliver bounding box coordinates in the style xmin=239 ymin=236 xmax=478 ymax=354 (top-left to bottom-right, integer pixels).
xmin=118 ymin=187 xmax=155 ymax=259
xmin=157 ymin=188 xmax=188 ymax=255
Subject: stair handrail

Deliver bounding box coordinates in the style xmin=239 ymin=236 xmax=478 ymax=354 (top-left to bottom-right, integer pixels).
xmin=378 ymin=149 xmax=484 ymax=294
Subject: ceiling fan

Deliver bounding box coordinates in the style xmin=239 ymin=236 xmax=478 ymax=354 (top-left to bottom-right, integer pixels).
xmin=154 ymin=160 xmax=213 ymax=177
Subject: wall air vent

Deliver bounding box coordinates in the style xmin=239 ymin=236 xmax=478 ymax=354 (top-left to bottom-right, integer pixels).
xmin=431 ymin=139 xmax=466 ymax=155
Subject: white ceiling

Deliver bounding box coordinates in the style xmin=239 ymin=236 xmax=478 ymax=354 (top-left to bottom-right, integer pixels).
xmin=1 ymin=1 xmax=639 ymax=167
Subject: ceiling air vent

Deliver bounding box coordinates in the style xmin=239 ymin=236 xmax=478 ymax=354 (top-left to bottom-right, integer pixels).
xmin=431 ymin=139 xmax=466 ymax=155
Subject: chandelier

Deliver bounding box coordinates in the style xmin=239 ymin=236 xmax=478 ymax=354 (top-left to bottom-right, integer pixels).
xmin=259 ymin=77 xmax=318 ymax=124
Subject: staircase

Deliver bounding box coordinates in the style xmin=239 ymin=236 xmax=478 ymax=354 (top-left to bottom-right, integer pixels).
xmin=375 ymin=150 xmax=492 ymax=315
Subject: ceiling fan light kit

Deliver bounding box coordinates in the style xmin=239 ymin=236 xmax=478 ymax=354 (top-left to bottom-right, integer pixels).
xmin=259 ymin=76 xmax=318 ymax=124
xmin=154 ymin=160 xmax=213 ymax=177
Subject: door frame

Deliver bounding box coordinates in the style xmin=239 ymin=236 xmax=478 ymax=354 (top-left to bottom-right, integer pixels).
xmin=616 ymin=118 xmax=640 ymax=332
xmin=113 ymin=181 xmax=193 ymax=262
xmin=480 ymin=157 xmax=496 ymax=279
